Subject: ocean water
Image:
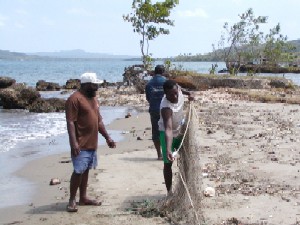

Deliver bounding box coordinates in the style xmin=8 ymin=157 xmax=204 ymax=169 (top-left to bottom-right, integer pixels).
xmin=0 ymin=59 xmax=226 ymax=87
xmin=0 ymin=59 xmax=299 ymax=208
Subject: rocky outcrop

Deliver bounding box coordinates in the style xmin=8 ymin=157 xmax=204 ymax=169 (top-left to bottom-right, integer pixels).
xmin=0 ymin=76 xmax=16 ymax=88
xmin=36 ymin=80 xmax=61 ymax=91
xmin=27 ymin=97 xmax=65 ymax=113
xmin=171 ymin=76 xmax=293 ymax=91
xmin=63 ymin=79 xmax=80 ymax=89
xmin=122 ymin=65 xmax=148 ymax=94
xmin=0 ymin=78 xmax=66 ymax=112
xmin=0 ymin=83 xmax=40 ymax=109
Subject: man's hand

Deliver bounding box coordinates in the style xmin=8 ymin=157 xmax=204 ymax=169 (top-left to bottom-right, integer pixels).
xmin=71 ymin=142 xmax=80 ymax=157
xmin=106 ymin=138 xmax=116 ymax=148
xmin=167 ymin=150 xmax=175 ymax=162
xmin=182 ymin=88 xmax=195 ymax=101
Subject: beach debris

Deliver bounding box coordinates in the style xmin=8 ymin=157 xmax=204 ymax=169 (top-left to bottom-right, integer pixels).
xmin=49 ymin=139 xmax=56 ymax=145
xmin=202 ymin=172 xmax=209 ymax=177
xmin=125 ymin=112 xmax=131 ymax=118
xmin=223 ymin=217 xmax=240 ymax=225
xmin=59 ymin=160 xmax=71 ymax=163
xmin=5 ymin=220 xmax=24 ymax=224
xmin=121 ymin=131 xmax=129 ymax=134
xmin=128 ymin=199 xmax=163 ymax=218
xmin=49 ymin=178 xmax=61 ymax=185
xmin=204 ymin=187 xmax=215 ymax=197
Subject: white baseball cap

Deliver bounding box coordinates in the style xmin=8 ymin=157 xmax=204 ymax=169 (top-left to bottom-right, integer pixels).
xmin=80 ymin=72 xmax=103 ymax=84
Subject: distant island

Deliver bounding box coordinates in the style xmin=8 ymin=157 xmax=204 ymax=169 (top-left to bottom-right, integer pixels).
xmin=0 ymin=49 xmax=139 ymax=60
xmin=2 ymin=39 xmax=299 ymax=61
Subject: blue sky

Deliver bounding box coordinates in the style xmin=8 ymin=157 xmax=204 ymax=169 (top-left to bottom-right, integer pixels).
xmin=0 ymin=0 xmax=299 ymax=57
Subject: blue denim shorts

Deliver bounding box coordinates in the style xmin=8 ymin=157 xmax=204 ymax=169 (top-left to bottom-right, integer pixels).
xmin=72 ymin=150 xmax=98 ymax=174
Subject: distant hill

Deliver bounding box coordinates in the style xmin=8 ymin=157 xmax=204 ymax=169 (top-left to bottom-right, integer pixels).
xmin=171 ymin=39 xmax=300 ymax=62
xmin=289 ymin=39 xmax=300 ymax=52
xmin=27 ymin=49 xmax=138 ymax=59
xmin=0 ymin=50 xmax=41 ymax=60
xmin=0 ymin=49 xmax=139 ymax=60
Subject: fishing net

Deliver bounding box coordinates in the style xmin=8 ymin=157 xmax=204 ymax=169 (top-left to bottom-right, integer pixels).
xmin=161 ymin=102 xmax=204 ymax=225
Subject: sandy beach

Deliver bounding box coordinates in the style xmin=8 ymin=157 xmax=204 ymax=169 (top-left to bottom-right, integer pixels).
xmin=0 ymin=89 xmax=299 ymax=225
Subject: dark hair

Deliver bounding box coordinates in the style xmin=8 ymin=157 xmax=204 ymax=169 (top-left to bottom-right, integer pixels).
xmin=155 ymin=65 xmax=165 ymax=74
xmin=163 ymin=80 xmax=177 ymax=92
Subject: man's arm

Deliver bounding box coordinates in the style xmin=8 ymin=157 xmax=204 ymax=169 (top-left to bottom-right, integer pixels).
xmin=181 ymin=88 xmax=195 ymax=101
xmin=98 ymin=112 xmax=116 ymax=148
xmin=161 ymin=107 xmax=175 ymax=162
xmin=67 ymin=120 xmax=80 ymax=157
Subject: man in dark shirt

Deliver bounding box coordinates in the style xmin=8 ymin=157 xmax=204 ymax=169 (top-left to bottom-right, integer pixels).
xmin=145 ymin=65 xmax=167 ymax=160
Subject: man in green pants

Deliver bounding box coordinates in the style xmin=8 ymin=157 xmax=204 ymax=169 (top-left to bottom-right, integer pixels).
xmin=158 ymin=80 xmax=194 ymax=195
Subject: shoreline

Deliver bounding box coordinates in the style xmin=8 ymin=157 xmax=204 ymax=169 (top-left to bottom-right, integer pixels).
xmin=0 ymin=111 xmax=169 ymax=225
xmin=0 ymin=105 xmax=138 ymax=209
xmin=0 ymin=89 xmax=299 ymax=225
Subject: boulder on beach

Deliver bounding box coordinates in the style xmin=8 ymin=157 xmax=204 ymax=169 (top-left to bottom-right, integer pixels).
xmin=63 ymin=79 xmax=120 ymax=89
xmin=27 ymin=97 xmax=66 ymax=113
xmin=36 ymin=80 xmax=61 ymax=91
xmin=0 ymin=82 xmax=65 ymax=112
xmin=0 ymin=76 xmax=16 ymax=89
xmin=0 ymin=83 xmax=40 ymax=109
xmin=63 ymin=79 xmax=80 ymax=89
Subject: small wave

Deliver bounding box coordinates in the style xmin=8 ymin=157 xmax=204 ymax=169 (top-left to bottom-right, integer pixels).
xmin=0 ymin=111 xmax=66 ymax=153
xmin=0 ymin=106 xmax=133 ymax=153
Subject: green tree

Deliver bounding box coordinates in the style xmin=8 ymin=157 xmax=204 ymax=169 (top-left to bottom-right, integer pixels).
xmin=123 ymin=0 xmax=179 ymax=69
xmin=216 ymin=8 xmax=267 ymax=75
xmin=263 ymin=24 xmax=296 ymax=69
xmin=215 ymin=8 xmax=295 ymax=75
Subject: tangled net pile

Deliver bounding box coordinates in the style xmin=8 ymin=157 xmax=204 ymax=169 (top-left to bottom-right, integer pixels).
xmin=161 ymin=102 xmax=204 ymax=225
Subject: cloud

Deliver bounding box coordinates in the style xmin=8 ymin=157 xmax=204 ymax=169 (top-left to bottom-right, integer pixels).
xmin=66 ymin=8 xmax=95 ymax=17
xmin=178 ymin=8 xmax=208 ymax=18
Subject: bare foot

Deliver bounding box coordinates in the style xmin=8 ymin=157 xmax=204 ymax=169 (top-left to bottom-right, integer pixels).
xmin=66 ymin=199 xmax=78 ymax=212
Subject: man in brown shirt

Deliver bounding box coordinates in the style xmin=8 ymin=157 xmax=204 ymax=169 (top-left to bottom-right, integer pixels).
xmin=65 ymin=73 xmax=116 ymax=212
